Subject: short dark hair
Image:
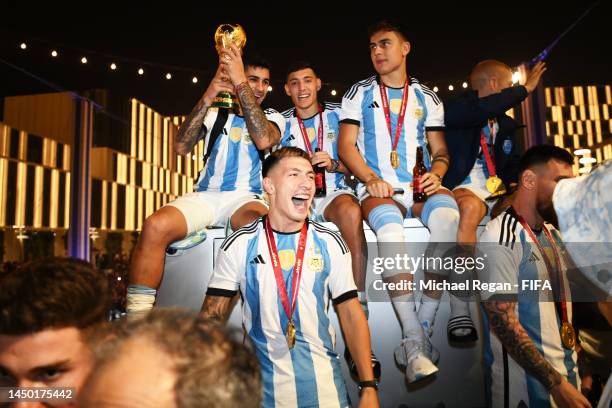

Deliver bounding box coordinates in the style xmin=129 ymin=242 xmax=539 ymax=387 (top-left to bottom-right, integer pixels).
xmin=244 ymin=55 xmax=270 ymax=71
xmin=0 ymin=257 xmax=110 ymax=335
xmin=285 ymin=61 xmax=318 ymax=82
xmin=89 ymin=308 xmax=261 ymax=408
xmin=262 ymin=147 xmax=311 ymax=178
xmin=518 ymin=144 xmax=574 ymax=175
xmin=367 ymin=19 xmax=409 ymax=42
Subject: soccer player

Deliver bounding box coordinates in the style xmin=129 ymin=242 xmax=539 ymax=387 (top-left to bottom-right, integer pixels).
xmin=441 ymin=60 xmax=547 ymax=342
xmin=338 ymin=20 xmax=459 ymax=383
xmin=281 ymin=61 xmax=379 ymax=380
xmin=127 ymin=46 xmax=285 ymax=315
xmin=479 ymin=145 xmax=589 ymax=407
xmin=202 ymin=147 xmax=379 ymax=408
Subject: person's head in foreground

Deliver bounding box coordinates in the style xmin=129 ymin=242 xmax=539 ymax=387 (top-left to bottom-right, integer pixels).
xmin=0 ymin=257 xmax=110 ymax=406
xmin=79 ymin=308 xmax=261 ymax=408
xmin=516 ymin=144 xmax=574 ymax=226
xmin=262 ymin=146 xmax=315 ymax=228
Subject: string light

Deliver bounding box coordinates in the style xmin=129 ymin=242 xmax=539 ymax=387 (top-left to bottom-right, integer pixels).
xmin=20 ymin=43 xmax=27 ymax=50
xmin=462 ymin=82 xmax=468 ymax=88
xmin=110 ymin=63 xmax=117 ymax=70
xmin=165 ymin=73 xmax=172 ymax=80
xmin=51 ymin=50 xmax=58 ymax=57
xmin=138 ymin=68 xmax=144 ymax=75
xmin=267 ymin=85 xmax=273 ymax=92
xmin=448 ymin=85 xmax=454 ymax=91
xmin=81 ymin=57 xmax=88 ymax=64
xmin=433 ymin=86 xmax=439 ymax=92
xmin=192 ymin=76 xmax=198 ymax=84
xmin=331 ymin=89 xmax=337 ymax=96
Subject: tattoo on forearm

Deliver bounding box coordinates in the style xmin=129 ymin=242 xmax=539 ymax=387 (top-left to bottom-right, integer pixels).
xmin=236 ymin=82 xmax=273 ymax=147
xmin=175 ymin=98 xmax=210 ymax=154
xmin=201 ymin=295 xmax=232 ymax=323
xmin=484 ymin=301 xmax=562 ymax=390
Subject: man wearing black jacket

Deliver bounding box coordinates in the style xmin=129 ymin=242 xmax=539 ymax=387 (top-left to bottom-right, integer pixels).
xmin=441 ymin=60 xmax=546 ymax=342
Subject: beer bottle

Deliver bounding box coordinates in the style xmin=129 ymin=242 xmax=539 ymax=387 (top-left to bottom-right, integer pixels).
xmin=314 ymin=148 xmax=327 ymax=197
xmin=413 ymin=146 xmax=427 ymax=203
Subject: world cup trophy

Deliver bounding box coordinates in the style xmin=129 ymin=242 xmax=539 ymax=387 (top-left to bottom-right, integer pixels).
xmin=212 ymin=23 xmax=247 ymax=110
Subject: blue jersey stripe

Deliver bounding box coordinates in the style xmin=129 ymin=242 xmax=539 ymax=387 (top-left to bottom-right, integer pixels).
xmin=518 ymin=233 xmax=551 ymax=407
xmin=362 ymin=88 xmax=381 ymax=178
xmin=220 ymin=116 xmax=243 ymax=191
xmin=413 ymin=88 xmax=431 ymax=170
xmin=244 ymin=235 xmax=275 ymax=407
xmin=312 ymin=234 xmax=349 ymax=405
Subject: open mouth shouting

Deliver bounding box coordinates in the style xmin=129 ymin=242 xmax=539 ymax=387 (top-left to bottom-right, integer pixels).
xmin=291 ymin=192 xmax=312 ymax=213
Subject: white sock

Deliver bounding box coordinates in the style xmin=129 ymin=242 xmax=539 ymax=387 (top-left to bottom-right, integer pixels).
xmin=418 ymin=293 xmax=440 ymax=337
xmin=390 ymin=293 xmax=423 ymax=340
xmin=427 ymin=207 xmax=459 ymax=243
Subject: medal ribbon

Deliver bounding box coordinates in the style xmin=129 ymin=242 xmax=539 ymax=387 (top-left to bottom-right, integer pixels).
xmin=296 ymin=105 xmax=324 ymax=155
xmin=379 ymin=81 xmax=409 ymax=154
xmin=481 ymin=120 xmax=498 ymax=177
xmin=510 ymin=207 xmax=569 ymax=325
xmin=263 ymin=216 xmax=308 ymax=328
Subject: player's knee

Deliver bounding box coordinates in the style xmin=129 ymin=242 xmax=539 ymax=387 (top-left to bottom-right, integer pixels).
xmin=458 ymin=197 xmax=484 ymax=224
xmin=337 ymin=199 xmax=363 ymax=229
xmin=422 ymin=195 xmax=460 ymax=239
xmin=141 ymin=212 xmax=178 ymax=244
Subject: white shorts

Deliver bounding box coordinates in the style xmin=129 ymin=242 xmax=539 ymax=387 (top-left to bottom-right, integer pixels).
xmin=164 ymin=190 xmax=266 ymax=234
xmin=455 ymin=165 xmax=491 ymax=202
xmin=310 ymin=189 xmax=357 ymax=222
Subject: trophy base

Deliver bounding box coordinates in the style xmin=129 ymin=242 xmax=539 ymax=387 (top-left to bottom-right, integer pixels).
xmin=212 ymin=92 xmax=240 ymax=111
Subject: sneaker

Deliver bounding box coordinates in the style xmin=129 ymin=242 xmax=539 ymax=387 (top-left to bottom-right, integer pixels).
xmin=423 ymin=335 xmax=440 ymax=365
xmin=394 ymin=338 xmax=438 ymax=383
xmin=420 ymin=321 xmax=440 ymax=365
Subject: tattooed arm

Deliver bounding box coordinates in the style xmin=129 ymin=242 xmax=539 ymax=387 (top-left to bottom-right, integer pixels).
xmin=483 ymin=301 xmax=591 ymax=407
xmin=483 ymin=300 xmax=562 ymax=389
xmin=174 ymin=65 xmax=234 ymax=155
xmin=200 ymin=294 xmax=234 ymax=324
xmin=235 ymin=82 xmax=280 ymax=150
xmin=221 ymin=43 xmax=280 ymax=150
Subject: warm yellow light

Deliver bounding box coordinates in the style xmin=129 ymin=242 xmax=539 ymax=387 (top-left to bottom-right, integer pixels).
xmin=81 ymin=57 xmax=88 ymax=64
xmin=448 ymin=85 xmax=454 ymax=91
xmin=433 ymin=86 xmax=439 ymax=92
xmin=110 ymin=63 xmax=117 ymax=70
xmin=165 ymin=73 xmax=172 ymax=80
xmin=192 ymin=76 xmax=198 ymax=83
xmin=331 ymin=90 xmax=337 ymax=96
xmin=51 ymin=50 xmax=58 ymax=57
xmin=20 ymin=43 xmax=27 ymax=50
xmin=138 ymin=68 xmax=144 ymax=75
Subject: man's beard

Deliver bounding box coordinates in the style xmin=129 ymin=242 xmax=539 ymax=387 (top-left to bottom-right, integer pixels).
xmin=537 ymin=202 xmax=559 ymax=229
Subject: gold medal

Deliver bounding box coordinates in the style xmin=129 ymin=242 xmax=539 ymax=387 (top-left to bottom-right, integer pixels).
xmin=486 ymin=175 xmax=506 ymax=196
xmin=286 ymin=319 xmax=296 ymax=349
xmin=561 ymin=321 xmax=576 ymax=349
xmin=390 ymin=150 xmax=400 ymax=169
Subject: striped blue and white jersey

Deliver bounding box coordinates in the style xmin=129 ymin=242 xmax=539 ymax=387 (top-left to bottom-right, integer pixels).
xmin=281 ymin=102 xmax=348 ymax=191
xmin=207 ymin=218 xmax=357 ymax=408
xmin=478 ymin=208 xmax=579 ymax=408
xmin=194 ymin=108 xmax=285 ymax=194
xmin=339 ymin=76 xmax=444 ymax=186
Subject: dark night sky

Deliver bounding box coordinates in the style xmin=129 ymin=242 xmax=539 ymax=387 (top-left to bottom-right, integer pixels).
xmin=1 ymin=1 xmax=610 ymax=118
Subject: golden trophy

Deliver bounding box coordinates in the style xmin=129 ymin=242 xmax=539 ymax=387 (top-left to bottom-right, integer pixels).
xmin=212 ymin=23 xmax=247 ymax=110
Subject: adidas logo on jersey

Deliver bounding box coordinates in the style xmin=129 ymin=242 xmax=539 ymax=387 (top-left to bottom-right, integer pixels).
xmin=286 ymin=134 xmax=296 ymax=141
xmin=368 ymin=101 xmax=380 ymax=109
xmin=250 ymin=254 xmax=266 ymax=264
xmin=528 ymin=251 xmax=540 ymax=263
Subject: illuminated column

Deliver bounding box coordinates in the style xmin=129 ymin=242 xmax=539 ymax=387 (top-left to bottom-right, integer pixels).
xmin=67 ymin=99 xmax=94 ymax=261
